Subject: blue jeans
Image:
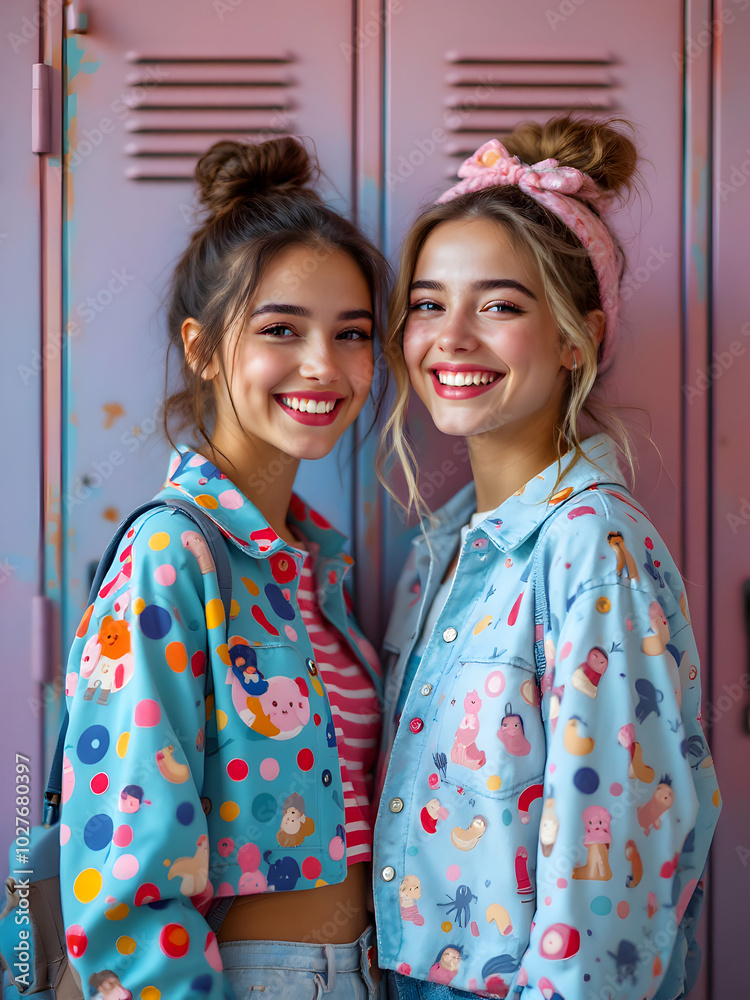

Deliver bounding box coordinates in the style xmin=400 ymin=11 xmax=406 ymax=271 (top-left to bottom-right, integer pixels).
xmin=219 ymin=926 xmax=379 ymax=999
xmin=386 ymin=971 xmax=476 ymax=1000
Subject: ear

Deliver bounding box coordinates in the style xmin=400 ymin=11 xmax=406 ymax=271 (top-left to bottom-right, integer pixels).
xmin=561 ymin=309 xmax=606 ymax=371
xmin=181 ymin=317 xmax=219 ymax=380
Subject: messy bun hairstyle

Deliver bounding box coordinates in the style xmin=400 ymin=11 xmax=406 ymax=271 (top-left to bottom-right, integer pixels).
xmin=164 ymin=136 xmax=390 ymax=450
xmin=378 ymin=114 xmax=640 ymax=519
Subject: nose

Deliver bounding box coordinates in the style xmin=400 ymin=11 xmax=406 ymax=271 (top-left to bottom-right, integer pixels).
xmin=298 ymin=336 xmax=341 ymax=384
xmin=436 ymin=307 xmax=479 ymax=354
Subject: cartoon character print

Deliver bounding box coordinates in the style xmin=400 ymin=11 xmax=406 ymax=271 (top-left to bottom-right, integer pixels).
xmin=634 ymin=679 xmax=664 ymax=724
xmin=420 ymin=797 xmax=448 ymax=834
xmin=607 ymin=530 xmax=640 ymax=585
xmin=538 ymin=923 xmax=580 ymax=960
xmin=514 ymin=847 xmax=534 ymax=897
xmin=637 ymin=775 xmax=675 ymax=835
xmin=571 ymin=646 xmax=609 ymax=699
xmin=264 ymin=851 xmax=301 ymax=891
xmin=624 ymin=840 xmax=643 ymax=887
xmin=641 ymin=601 xmax=670 ymax=656
xmin=617 ymin=723 xmax=655 ymax=782
xmin=399 ymin=875 xmax=425 ymax=926
xmin=572 ymin=805 xmax=612 ymax=881
xmin=155 ymin=745 xmax=190 ymax=784
xmin=118 ymin=784 xmax=151 ymax=813
xmin=88 ymin=970 xmax=132 ymax=999
xmin=428 ymin=945 xmax=464 ymax=985
xmin=97 ymin=540 xmax=133 ymax=600
xmin=438 ymin=885 xmax=477 ymax=927
xmin=181 ymin=529 xmax=216 ymax=575
xmin=229 ymin=640 xmax=268 ymax=696
xmin=451 ymin=690 xmax=487 ymax=770
xmin=539 ymin=797 xmax=559 ymax=857
xmin=80 ymin=612 xmax=135 ymax=706
xmin=276 ymin=793 xmax=315 ymax=847
xmin=497 ymin=701 xmax=531 ymax=756
xmin=607 ymin=940 xmax=640 ymax=985
xmin=451 ymin=815 xmax=487 ymax=851
xmin=167 ymin=835 xmax=209 ymax=896
xmin=227 ymin=668 xmax=310 ymax=739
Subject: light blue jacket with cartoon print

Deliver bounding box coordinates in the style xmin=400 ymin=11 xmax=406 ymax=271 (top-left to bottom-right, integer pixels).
xmin=60 ymin=448 xmax=381 ymax=1000
xmin=373 ymin=435 xmax=720 ymax=1000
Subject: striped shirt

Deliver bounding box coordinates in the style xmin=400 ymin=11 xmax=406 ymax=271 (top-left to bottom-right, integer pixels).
xmin=295 ymin=547 xmax=381 ymax=865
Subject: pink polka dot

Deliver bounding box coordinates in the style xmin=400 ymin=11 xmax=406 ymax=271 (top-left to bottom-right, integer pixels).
xmin=154 ymin=564 xmax=177 ymax=586
xmin=301 ymin=856 xmax=322 ymax=880
xmin=218 ymin=838 xmax=234 ymax=858
xmin=90 ymin=772 xmax=109 ymax=795
xmin=545 ymin=896 xmax=552 ymax=905
xmin=329 ymin=836 xmax=345 ymax=861
xmin=284 ymin=624 xmax=298 ymax=642
xmin=112 ymin=854 xmax=139 ymax=880
xmin=560 ymin=641 xmax=573 ymax=660
xmin=66 ymin=672 xmax=78 ymax=696
xmin=397 ymin=964 xmax=412 ymax=976
xmin=134 ymin=699 xmax=161 ymax=728
xmin=60 ymin=823 xmax=71 ymax=846
xmin=297 ymin=748 xmax=314 ymax=772
xmin=549 ymin=763 xmax=556 ymax=773
xmin=113 ymin=825 xmax=133 ymax=848
xmin=446 ymin=865 xmax=461 ymax=881
xmin=617 ymin=901 xmax=630 ymax=919
xmin=610 ymin=782 xmax=623 ymax=796
xmin=626 ymin=618 xmax=633 ymax=631
xmin=219 ymin=489 xmax=243 ymax=509
xmin=259 ymin=758 xmax=280 ymax=781
xmin=227 ymin=758 xmax=249 ymax=782
xmin=557 ymin=878 xmax=568 ymax=889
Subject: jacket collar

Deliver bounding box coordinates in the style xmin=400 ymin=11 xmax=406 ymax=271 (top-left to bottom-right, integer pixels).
xmin=415 ymin=434 xmax=627 ymax=553
xmin=159 ymin=447 xmax=350 ymax=564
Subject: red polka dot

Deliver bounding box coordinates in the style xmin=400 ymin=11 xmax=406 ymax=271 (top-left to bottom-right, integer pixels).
xmin=135 ymin=883 xmax=161 ymax=906
xmin=645 ymin=537 xmax=654 ymax=550
xmin=227 ymin=758 xmax=249 ymax=782
xmin=66 ymin=924 xmax=87 ymax=958
xmin=251 ymin=605 xmax=280 ymax=636
xmin=295 ymin=677 xmax=309 ymax=698
xmin=191 ymin=650 xmax=206 ymax=678
xmin=314 ymin=714 xmax=321 ymax=726
xmin=159 ymin=922 xmax=190 ymax=958
xmin=90 ymin=772 xmax=109 ymax=795
xmin=301 ymin=856 xmax=322 ymax=880
xmin=328 ymin=570 xmax=337 ymax=585
xmin=507 ymin=591 xmax=523 ymax=626
xmin=297 ymin=748 xmax=314 ymax=772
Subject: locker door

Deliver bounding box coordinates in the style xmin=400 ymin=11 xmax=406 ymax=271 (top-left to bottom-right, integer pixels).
xmin=56 ymin=0 xmax=357 ymax=662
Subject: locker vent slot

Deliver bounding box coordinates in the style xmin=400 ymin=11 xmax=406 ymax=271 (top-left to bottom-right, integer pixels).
xmin=444 ymin=55 xmax=618 ymax=175
xmin=123 ymin=53 xmax=296 ymax=181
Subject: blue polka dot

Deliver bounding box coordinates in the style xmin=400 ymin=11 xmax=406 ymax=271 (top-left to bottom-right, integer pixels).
xmin=574 ymin=767 xmax=600 ymax=794
xmin=190 ymin=974 xmax=212 ymax=993
xmin=264 ymin=584 xmax=296 ymax=621
xmin=591 ymin=896 xmax=612 ymax=916
xmin=139 ymin=604 xmax=172 ymax=640
xmin=485 ymin=880 xmax=491 ymax=888
xmin=251 ymin=793 xmax=276 ymax=823
xmin=77 ymin=725 xmax=110 ymax=765
xmin=502 ymin=809 xmax=513 ymax=827
xmin=407 ymin=846 xmax=419 ymax=856
xmin=584 ymin=974 xmax=591 ymax=981
xmin=83 ymin=813 xmax=113 ymax=851
xmin=176 ymin=802 xmax=194 ymax=826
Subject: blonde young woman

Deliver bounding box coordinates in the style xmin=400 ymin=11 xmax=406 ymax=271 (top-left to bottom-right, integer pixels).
xmin=373 ymin=116 xmax=720 ymax=1000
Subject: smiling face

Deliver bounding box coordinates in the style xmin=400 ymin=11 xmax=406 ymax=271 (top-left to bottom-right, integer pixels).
xmin=200 ymin=245 xmax=374 ymax=466
xmin=403 ymin=218 xmax=574 ymax=442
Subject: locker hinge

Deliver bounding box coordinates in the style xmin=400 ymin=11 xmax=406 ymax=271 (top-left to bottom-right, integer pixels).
xmin=31 ymin=595 xmax=55 ymax=684
xmin=32 ymin=63 xmax=52 ymax=154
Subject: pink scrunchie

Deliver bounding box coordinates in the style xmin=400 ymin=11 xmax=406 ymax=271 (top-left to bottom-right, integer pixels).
xmin=437 ymin=139 xmax=621 ymax=371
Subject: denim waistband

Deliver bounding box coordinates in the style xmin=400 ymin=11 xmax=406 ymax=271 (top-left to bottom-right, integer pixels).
xmin=218 ymin=924 xmax=375 ymax=976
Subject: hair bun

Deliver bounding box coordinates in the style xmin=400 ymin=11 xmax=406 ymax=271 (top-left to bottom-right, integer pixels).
xmin=502 ymin=114 xmax=639 ymax=197
xmin=195 ymin=136 xmax=318 ymax=214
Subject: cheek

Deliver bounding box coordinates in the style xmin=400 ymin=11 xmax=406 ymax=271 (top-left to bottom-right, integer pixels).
xmin=402 ymin=322 xmax=430 ymax=377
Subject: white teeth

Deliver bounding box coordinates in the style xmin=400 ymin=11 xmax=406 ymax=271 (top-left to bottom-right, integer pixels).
xmin=281 ymin=396 xmax=336 ymax=414
xmin=436 ymin=370 xmax=498 ymax=386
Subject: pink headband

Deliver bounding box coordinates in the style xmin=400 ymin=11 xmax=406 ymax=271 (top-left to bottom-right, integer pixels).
xmin=437 ymin=140 xmax=621 ymax=371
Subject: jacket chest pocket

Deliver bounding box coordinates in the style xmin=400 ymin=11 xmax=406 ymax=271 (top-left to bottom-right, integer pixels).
xmin=434 ymin=658 xmax=546 ymax=800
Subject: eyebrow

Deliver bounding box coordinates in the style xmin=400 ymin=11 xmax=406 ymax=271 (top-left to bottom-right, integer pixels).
xmin=251 ymin=303 xmax=374 ymax=322
xmin=410 ymin=278 xmax=537 ymax=301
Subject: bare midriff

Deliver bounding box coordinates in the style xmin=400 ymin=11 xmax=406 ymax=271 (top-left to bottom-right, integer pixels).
xmin=216 ymin=860 xmax=372 ymax=945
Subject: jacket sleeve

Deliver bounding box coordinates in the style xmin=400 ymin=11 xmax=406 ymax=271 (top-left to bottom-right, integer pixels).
xmin=60 ymin=509 xmax=235 ymax=1000
xmin=511 ymin=566 xmax=719 ymax=999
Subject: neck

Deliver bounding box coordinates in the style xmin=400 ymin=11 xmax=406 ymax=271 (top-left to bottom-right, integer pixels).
xmin=468 ymin=415 xmax=561 ymax=514
xmin=198 ymin=427 xmax=301 ymax=547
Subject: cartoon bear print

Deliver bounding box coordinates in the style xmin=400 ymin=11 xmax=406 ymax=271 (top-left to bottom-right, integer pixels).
xmin=81 ymin=615 xmax=135 ymax=705
xmin=451 ymin=690 xmax=487 ymax=770
xmin=571 ymin=646 xmax=609 ymax=699
xmin=572 ymin=805 xmax=612 ymax=881
xmin=276 ymin=793 xmax=315 ymax=847
xmin=637 ymin=776 xmax=675 ymax=835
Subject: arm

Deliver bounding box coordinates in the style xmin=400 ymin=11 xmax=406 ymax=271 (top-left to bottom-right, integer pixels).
xmin=60 ymin=510 xmax=234 ymax=1000
xmin=511 ymin=574 xmax=718 ymax=1000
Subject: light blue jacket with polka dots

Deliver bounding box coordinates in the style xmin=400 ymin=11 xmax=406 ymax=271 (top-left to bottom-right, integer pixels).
xmin=373 ymin=434 xmax=720 ymax=1000
xmin=60 ymin=448 xmax=381 ymax=1000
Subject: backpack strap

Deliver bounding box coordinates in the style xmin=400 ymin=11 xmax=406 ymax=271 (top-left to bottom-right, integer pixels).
xmin=44 ymin=498 xmax=232 ymax=824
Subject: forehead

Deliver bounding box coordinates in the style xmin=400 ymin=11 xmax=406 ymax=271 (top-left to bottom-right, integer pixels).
xmin=254 ymin=244 xmax=371 ymax=308
xmin=414 ymin=217 xmax=536 ymax=285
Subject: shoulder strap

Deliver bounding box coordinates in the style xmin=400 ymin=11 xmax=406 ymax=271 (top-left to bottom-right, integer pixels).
xmin=44 ymin=499 xmax=231 ymax=823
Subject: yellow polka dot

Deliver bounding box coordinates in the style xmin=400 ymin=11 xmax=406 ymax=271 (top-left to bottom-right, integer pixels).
xmin=216 ymin=709 xmax=229 ymax=731
xmin=220 ymin=801 xmax=240 ymax=822
xmin=596 ymin=596 xmax=611 ymax=613
xmin=141 ymin=988 xmax=161 ymax=1000
xmin=195 ymin=494 xmax=219 ymax=509
xmin=315 ymin=878 xmax=329 ymax=887
xmin=74 ymin=868 xmax=102 ymax=904
xmin=132 ymin=597 xmax=145 ymax=615
xmin=441 ymin=921 xmax=452 ymax=933
xmin=242 ymin=576 xmax=260 ymax=597
xmin=343 ymin=555 xmax=354 ymax=565
xmin=486 ymin=774 xmax=502 ymax=791
xmin=216 ymin=643 xmax=231 ymax=665
xmin=165 ymin=640 xmax=187 ymax=672
xmin=116 ymin=935 xmax=136 ymax=955
xmin=105 ymin=900 xmax=129 ymax=920
xmin=229 ymin=599 xmax=240 ymax=620
xmin=116 ymin=732 xmax=130 ymax=759
xmin=206 ymin=598 xmax=225 ymax=630
xmin=148 ymin=532 xmax=170 ymax=551
xmin=473 ymin=615 xmax=492 ymax=636
xmin=163 ymin=859 xmax=171 ymax=866
xmin=712 ymin=788 xmax=721 ymax=808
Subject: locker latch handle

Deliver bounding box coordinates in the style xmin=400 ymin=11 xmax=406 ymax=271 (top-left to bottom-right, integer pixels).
xmin=66 ymin=0 xmax=88 ymax=33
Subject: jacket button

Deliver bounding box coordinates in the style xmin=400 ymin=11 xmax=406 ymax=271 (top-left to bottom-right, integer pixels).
xmin=420 ymin=683 xmax=433 ymax=696
xmin=442 ymin=627 xmax=458 ymax=643
xmin=381 ymin=866 xmax=396 ymax=882
xmin=306 ymin=658 xmax=318 ymax=677
xmin=389 ymin=798 xmax=404 ymax=813
xmin=409 ymin=718 xmax=424 ymax=734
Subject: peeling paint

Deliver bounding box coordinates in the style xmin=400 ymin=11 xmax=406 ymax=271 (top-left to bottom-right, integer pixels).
xmin=103 ymin=402 xmax=125 ymax=428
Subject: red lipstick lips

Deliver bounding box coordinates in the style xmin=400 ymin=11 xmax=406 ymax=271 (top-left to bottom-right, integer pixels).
xmin=430 ymin=365 xmax=505 ymax=400
xmin=274 ymin=391 xmax=345 ymax=426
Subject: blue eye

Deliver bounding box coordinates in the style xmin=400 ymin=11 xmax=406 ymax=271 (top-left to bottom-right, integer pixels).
xmin=408 ymin=300 xmax=441 ymax=312
xmin=337 ymin=328 xmax=372 ymax=341
xmin=261 ymin=324 xmax=296 ymax=338
xmin=486 ymin=301 xmax=521 ymax=314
